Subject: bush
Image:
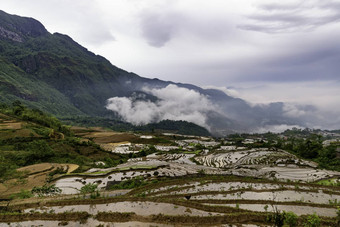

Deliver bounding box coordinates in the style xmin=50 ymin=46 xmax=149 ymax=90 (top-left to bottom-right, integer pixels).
xmin=31 ymin=184 xmax=61 ymax=197
xmin=10 ymin=189 xmax=33 ymax=199
xmin=80 ymin=183 xmax=100 ymax=199
xmin=304 ymin=213 xmax=320 ymax=227
xmin=266 ymin=207 xmax=284 ymax=227
xmin=107 ymin=177 xmax=147 ymax=190
xmin=284 ymin=211 xmax=298 ymax=227
xmin=80 ymin=183 xmax=98 ymax=194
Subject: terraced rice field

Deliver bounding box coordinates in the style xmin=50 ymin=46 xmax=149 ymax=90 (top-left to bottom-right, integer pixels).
xmin=195 ymin=149 xmax=310 ymax=168
xmin=1 ymin=220 xmax=174 ymax=227
xmin=2 ymin=176 xmax=339 ymax=226
xmin=134 ymin=176 xmax=340 ymax=218
xmin=53 ymin=148 xmax=340 ymax=195
xmin=24 ymin=201 xmax=217 ymax=216
xmin=194 ymin=149 xmax=338 ymax=181
xmin=0 ymin=163 xmax=78 ymax=197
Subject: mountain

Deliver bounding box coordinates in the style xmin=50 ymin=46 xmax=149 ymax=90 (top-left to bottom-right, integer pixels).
xmin=0 ymin=10 xmax=304 ymax=135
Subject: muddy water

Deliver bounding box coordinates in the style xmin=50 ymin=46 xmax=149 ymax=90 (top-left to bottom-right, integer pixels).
xmin=163 ymin=182 xmax=291 ymax=195
xmin=206 ymin=203 xmax=338 ymax=217
xmin=55 ymin=160 xmax=212 ymax=195
xmin=196 ymin=150 xmax=277 ymax=167
xmin=24 ymin=201 xmax=220 ymax=216
xmin=0 ymin=219 xmax=173 ymax=227
xmin=158 ymin=182 xmax=327 ymax=196
xmin=55 ymin=170 xmax=156 ymax=194
xmin=147 ymin=182 xmax=200 ymax=195
xmin=192 ymin=190 xmax=340 ymax=204
xmin=0 ymin=220 xmax=263 ymax=227
xmin=261 ymin=167 xmax=336 ymax=182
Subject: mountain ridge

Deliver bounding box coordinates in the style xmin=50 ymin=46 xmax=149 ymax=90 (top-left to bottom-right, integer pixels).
xmin=0 ymin=10 xmax=306 ymax=135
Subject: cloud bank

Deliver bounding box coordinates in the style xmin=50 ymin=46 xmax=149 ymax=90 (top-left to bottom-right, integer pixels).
xmin=205 ymin=81 xmax=340 ymax=131
xmin=106 ymin=85 xmax=216 ymax=129
xmin=239 ymin=0 xmax=340 ymax=33
xmin=2 ymin=1 xmax=339 ymax=132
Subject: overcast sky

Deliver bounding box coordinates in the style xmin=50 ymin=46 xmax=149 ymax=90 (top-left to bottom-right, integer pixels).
xmin=2 ymin=0 xmax=340 ymax=122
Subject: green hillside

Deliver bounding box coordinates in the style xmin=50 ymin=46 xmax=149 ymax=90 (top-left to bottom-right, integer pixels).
xmin=0 ymin=10 xmax=144 ymax=117
xmin=0 ymin=103 xmax=127 ymax=181
xmin=0 ymin=31 xmax=127 ymax=117
xmin=0 ymin=10 xmax=210 ymax=136
xmin=0 ymin=58 xmax=84 ymax=116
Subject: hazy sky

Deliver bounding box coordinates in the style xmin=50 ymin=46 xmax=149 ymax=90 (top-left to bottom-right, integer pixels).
xmin=1 ymin=0 xmax=339 ymax=118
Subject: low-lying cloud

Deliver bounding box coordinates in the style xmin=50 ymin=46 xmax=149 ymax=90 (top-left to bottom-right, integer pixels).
xmin=106 ymin=84 xmax=216 ymax=129
xmin=205 ymin=82 xmax=340 ymax=131
xmin=106 ymin=82 xmax=340 ymax=134
xmin=254 ymin=124 xmax=304 ymax=134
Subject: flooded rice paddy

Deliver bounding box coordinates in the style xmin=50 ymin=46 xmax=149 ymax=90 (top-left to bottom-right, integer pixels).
xmin=25 ymin=201 xmax=218 ymax=216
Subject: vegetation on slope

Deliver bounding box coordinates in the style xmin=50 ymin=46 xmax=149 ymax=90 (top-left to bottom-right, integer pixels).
xmin=62 ymin=116 xmax=210 ymax=136
xmin=0 ymin=10 xmax=211 ymax=136
xmin=227 ymin=129 xmax=340 ymax=172
xmin=0 ymin=102 xmax=127 ymax=181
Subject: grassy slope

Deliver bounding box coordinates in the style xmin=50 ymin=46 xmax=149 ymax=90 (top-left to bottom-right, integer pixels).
xmin=0 ymin=31 xmax=128 ymax=117
xmin=0 ymin=11 xmax=211 ymax=136
xmin=0 ymin=105 xmax=127 ymax=183
xmin=0 ymin=58 xmax=84 ymax=116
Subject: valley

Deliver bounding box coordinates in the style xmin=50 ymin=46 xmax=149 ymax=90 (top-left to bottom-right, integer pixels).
xmin=0 ymin=104 xmax=339 ymax=226
xmin=0 ymin=8 xmax=340 ymax=227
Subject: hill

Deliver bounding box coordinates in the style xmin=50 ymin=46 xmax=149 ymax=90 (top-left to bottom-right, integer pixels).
xmin=0 ymin=10 xmax=308 ymax=135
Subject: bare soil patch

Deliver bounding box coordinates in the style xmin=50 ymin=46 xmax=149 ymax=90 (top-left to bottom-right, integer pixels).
xmin=0 ymin=121 xmax=22 ymax=130
xmin=0 ymin=163 xmax=79 ymax=197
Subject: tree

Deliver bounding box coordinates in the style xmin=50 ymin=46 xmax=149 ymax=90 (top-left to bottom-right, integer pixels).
xmin=12 ymin=100 xmax=25 ymax=116
xmin=26 ymin=140 xmax=54 ymax=164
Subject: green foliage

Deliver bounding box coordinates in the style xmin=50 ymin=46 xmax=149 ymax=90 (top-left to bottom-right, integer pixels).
xmin=48 ymin=167 xmax=67 ymax=177
xmin=137 ymin=145 xmax=157 ymax=157
xmin=80 ymin=183 xmax=98 ymax=194
xmin=47 ymin=167 xmax=67 ymax=182
xmin=274 ymin=133 xmax=340 ymax=172
xmin=9 ymin=189 xmax=33 ymax=199
xmin=90 ymin=191 xmax=100 ymax=199
xmin=264 ymin=204 xmax=269 ymax=212
xmin=304 ymin=213 xmax=320 ymax=227
xmin=80 ymin=183 xmax=100 ymax=199
xmin=62 ymin=116 xmax=210 ymax=136
xmin=197 ymin=169 xmax=206 ymax=176
xmin=141 ymin=120 xmax=210 ymax=136
xmin=31 ymin=184 xmax=61 ymax=197
xmin=284 ymin=211 xmax=298 ymax=227
xmin=0 ymin=106 xmax=128 ymax=182
xmin=0 ymin=11 xmax=213 ymax=137
xmin=107 ymin=176 xmax=147 ymax=190
xmin=328 ymin=199 xmax=340 ymax=205
xmin=0 ymin=156 xmax=17 ymax=180
xmin=1 ymin=140 xmax=54 ymax=166
xmin=266 ymin=207 xmax=285 ymax=227
xmin=0 ymin=101 xmax=72 ymax=136
xmin=25 ymin=140 xmax=54 ymax=163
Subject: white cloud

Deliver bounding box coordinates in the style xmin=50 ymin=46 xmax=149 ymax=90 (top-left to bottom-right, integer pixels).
xmin=106 ymin=84 xmax=217 ymax=129
xmin=202 ymin=85 xmax=240 ymax=98
xmin=254 ymin=124 xmax=303 ymax=133
xmin=1 ymin=1 xmax=339 ymax=131
xmin=283 ymin=103 xmax=308 ymax=118
xmin=206 ymin=81 xmax=340 ymax=130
